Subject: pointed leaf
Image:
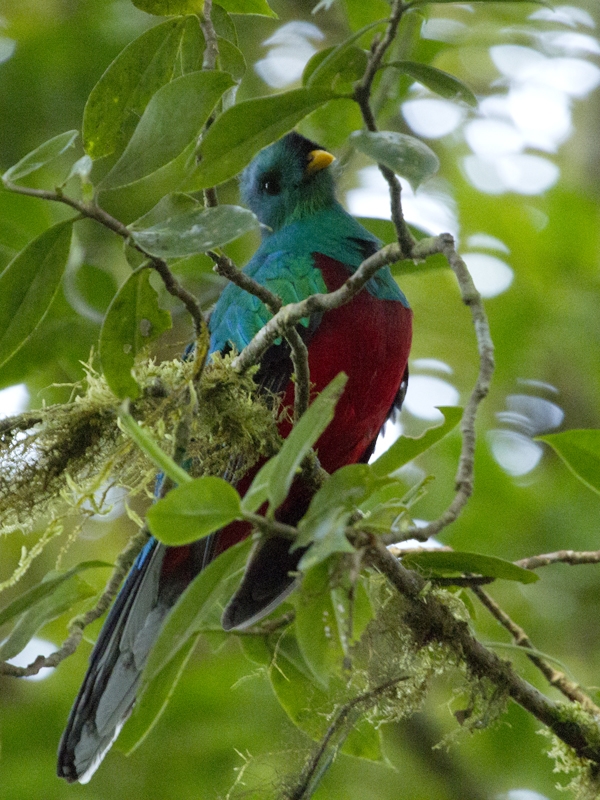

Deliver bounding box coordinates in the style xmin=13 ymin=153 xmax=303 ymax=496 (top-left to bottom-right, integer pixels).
xmin=132 ymin=0 xmax=205 ymax=14
xmin=2 ymin=131 xmax=79 ymax=183
xmin=141 ymin=539 xmax=251 ymax=688
xmin=130 ymin=204 xmax=259 ymax=258
xmin=99 ymin=268 xmax=172 ymax=399
xmin=240 ymin=454 xmax=278 ymax=513
xmin=371 ymin=406 xmax=463 ymax=476
xmin=0 ymin=575 xmax=96 ymax=661
xmin=118 ymin=635 xmax=198 ymax=755
xmin=217 ymin=0 xmax=276 ymax=15
xmin=0 ymin=561 xmax=111 ymax=628
xmin=101 ymin=70 xmax=234 ymax=189
xmin=538 ymin=430 xmax=600 ymax=496
xmin=350 ymin=129 xmax=440 ymax=190
xmin=194 ymin=86 xmax=337 ymax=188
xmin=83 ymin=17 xmax=205 ymax=160
xmin=0 ymin=221 xmax=73 ymax=369
xmin=146 ymin=476 xmax=242 ymax=546
xmin=304 ymin=20 xmax=385 ymax=87
xmin=384 ymin=61 xmax=477 ymax=107
xmin=218 ymin=37 xmax=246 ymax=81
xmin=118 ymin=411 xmax=191 ymax=486
xmin=268 ymin=372 xmax=347 ymax=511
xmin=401 ymin=550 xmax=539 ymax=584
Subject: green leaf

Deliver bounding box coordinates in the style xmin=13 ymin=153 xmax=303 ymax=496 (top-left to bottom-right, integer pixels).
xmin=295 ymin=561 xmax=374 ymax=688
xmin=217 ymin=0 xmax=277 ymax=15
xmin=118 ymin=411 xmax=191 ymax=486
xmin=371 ymin=406 xmax=463 ymax=476
xmin=101 ymin=70 xmax=234 ymax=189
xmin=0 ymin=221 xmax=73 ymax=370
xmin=132 ymin=0 xmax=205 ymax=14
xmin=295 ymin=464 xmax=396 ymax=569
xmin=0 ymin=575 xmax=96 ymax=661
xmin=350 ymin=129 xmax=440 ymax=191
xmin=295 ymin=561 xmax=345 ymax=687
xmin=99 ymin=268 xmax=172 ymax=399
xmin=146 ymin=476 xmax=242 ymax=546
xmin=240 ymin=455 xmax=278 ymax=514
xmin=269 ymin=630 xmax=383 ymax=761
xmin=268 ymin=373 xmax=347 ymax=511
xmin=194 ymin=86 xmax=338 ymax=188
xmin=401 ymin=551 xmax=539 ymax=584
xmin=83 ymin=17 xmax=205 ymax=160
xmin=217 ymin=36 xmax=246 ymax=81
xmin=538 ymin=430 xmax=600 ymax=496
xmin=118 ymin=635 xmax=198 ymax=755
xmin=383 ymin=61 xmax=477 ymax=107
xmin=2 ymin=130 xmax=79 ymax=183
xmin=130 ymin=204 xmax=259 ymax=258
xmin=141 ymin=539 xmax=251 ymax=688
xmin=303 ymin=45 xmax=368 ymax=89
xmin=304 ymin=20 xmax=386 ymax=87
xmin=0 ymin=561 xmax=110 ymax=628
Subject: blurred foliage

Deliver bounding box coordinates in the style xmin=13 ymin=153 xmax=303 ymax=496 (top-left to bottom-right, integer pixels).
xmin=0 ymin=1 xmax=599 ymax=799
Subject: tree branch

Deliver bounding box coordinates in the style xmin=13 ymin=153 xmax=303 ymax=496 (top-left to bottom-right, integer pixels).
xmin=2 ymin=180 xmax=207 ymax=340
xmin=209 ymin=251 xmax=311 ymax=421
xmin=366 ymin=537 xmax=600 ymax=764
xmin=353 ymin=0 xmax=415 ymax=256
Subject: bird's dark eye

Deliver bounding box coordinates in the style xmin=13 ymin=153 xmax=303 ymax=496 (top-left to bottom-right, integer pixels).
xmin=260 ymin=171 xmax=281 ymax=196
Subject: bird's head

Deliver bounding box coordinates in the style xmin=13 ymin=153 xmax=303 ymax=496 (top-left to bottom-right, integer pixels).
xmin=240 ymin=132 xmax=336 ymax=233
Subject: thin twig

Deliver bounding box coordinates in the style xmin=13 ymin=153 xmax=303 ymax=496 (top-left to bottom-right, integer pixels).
xmin=516 ymin=550 xmax=600 ymax=570
xmin=353 ymin=0 xmax=415 ymax=256
xmin=286 ymin=677 xmax=407 ymax=800
xmin=405 ymin=234 xmax=495 ymax=542
xmin=199 ymin=0 xmax=220 ymax=209
xmin=209 ymin=251 xmax=311 ymax=420
xmin=365 ymin=536 xmax=600 ymax=764
xmin=472 ymin=585 xmax=600 ymax=716
xmin=2 ymin=180 xmax=207 ymax=339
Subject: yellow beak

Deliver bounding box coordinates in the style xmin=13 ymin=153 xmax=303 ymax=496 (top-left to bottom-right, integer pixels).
xmin=306 ymin=149 xmax=335 ymax=175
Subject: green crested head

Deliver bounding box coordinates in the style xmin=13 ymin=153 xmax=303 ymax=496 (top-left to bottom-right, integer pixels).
xmin=240 ymin=132 xmax=337 ymax=234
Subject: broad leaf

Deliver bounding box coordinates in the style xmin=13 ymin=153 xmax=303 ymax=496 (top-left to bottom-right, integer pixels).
xmin=132 ymin=0 xmax=205 ymax=14
xmin=383 ymin=61 xmax=477 ymax=107
xmin=2 ymin=130 xmax=78 ymax=183
xmin=130 ymin=204 xmax=259 ymax=258
xmin=0 ymin=561 xmax=110 ymax=628
xmin=269 ymin=630 xmax=383 ymax=761
xmin=350 ymin=129 xmax=440 ymax=190
xmin=538 ymin=430 xmax=600 ymax=496
xmin=371 ymin=406 xmax=463 ymax=476
xmin=146 ymin=476 xmax=242 ymax=546
xmin=295 ymin=560 xmax=374 ymax=687
xmin=194 ymin=86 xmax=337 ymax=188
xmin=401 ymin=550 xmax=539 ymax=584
xmin=99 ymin=268 xmax=172 ymax=399
xmin=0 ymin=575 xmax=95 ymax=661
xmin=295 ymin=464 xmax=398 ymax=569
xmin=83 ymin=17 xmax=205 ymax=160
xmin=101 ymin=70 xmax=234 ymax=189
xmin=268 ymin=373 xmax=347 ymax=511
xmin=218 ymin=37 xmax=246 ymax=81
xmin=0 ymin=221 xmax=73 ymax=369
xmin=303 ymin=45 xmax=368 ymax=89
xmin=304 ymin=20 xmax=385 ymax=87
xmin=217 ymin=0 xmax=277 ymax=15
xmin=141 ymin=539 xmax=251 ymax=688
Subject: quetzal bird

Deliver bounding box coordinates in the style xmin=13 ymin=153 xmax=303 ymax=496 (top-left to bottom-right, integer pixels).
xmin=57 ymin=132 xmax=413 ymax=783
